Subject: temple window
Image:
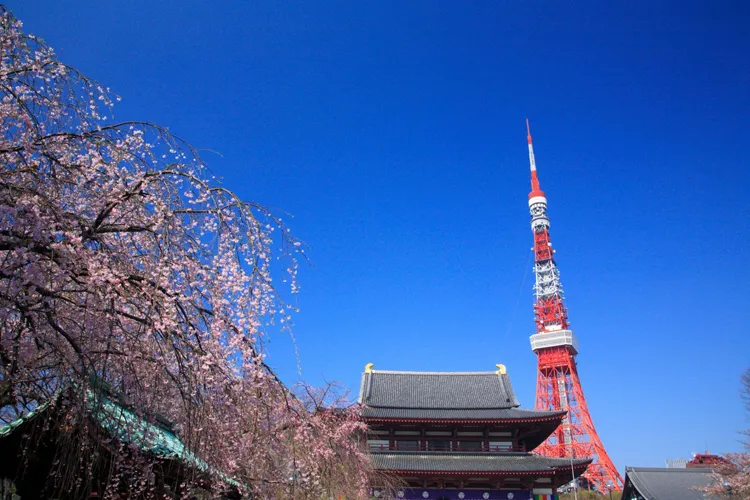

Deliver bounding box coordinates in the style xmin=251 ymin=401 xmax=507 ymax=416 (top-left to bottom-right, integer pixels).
xmin=489 ymin=441 xmax=513 ymax=451
xmin=456 ymin=431 xmax=483 ymax=437
xmin=488 ymin=431 xmax=512 ymax=437
xmin=427 ymin=440 xmax=451 ymax=451
xmin=457 ymin=440 xmax=483 ymax=451
xmin=393 ymin=430 xmax=420 ymax=436
xmin=424 ymin=430 xmax=451 ymax=436
xmin=367 ymin=439 xmax=390 ymax=451
xmin=395 ymin=440 xmax=419 ymax=451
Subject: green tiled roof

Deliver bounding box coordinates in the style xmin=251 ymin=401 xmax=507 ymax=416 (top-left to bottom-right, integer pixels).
xmin=0 ymin=385 xmax=240 ymax=489
xmin=0 ymin=396 xmax=57 ymax=438
xmin=85 ymin=389 xmax=202 ymax=466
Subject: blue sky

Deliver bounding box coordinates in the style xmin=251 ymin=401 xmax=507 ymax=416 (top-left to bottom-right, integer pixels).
xmin=13 ymin=0 xmax=750 ymax=472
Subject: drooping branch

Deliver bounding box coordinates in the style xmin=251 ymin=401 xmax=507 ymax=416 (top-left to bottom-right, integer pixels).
xmin=0 ymin=6 xmax=374 ymax=498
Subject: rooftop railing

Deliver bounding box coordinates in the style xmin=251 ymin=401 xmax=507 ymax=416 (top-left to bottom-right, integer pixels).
xmin=367 ymin=443 xmax=525 ymax=453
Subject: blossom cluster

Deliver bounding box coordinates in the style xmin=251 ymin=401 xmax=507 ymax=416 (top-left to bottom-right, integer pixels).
xmin=0 ymin=7 xmax=372 ymax=498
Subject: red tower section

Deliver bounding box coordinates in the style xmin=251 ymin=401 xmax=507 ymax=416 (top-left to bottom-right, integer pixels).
xmin=524 ymin=120 xmax=623 ymax=492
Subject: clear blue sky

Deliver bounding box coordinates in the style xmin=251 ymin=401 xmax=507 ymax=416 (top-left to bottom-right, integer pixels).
xmin=13 ymin=0 xmax=750 ymax=472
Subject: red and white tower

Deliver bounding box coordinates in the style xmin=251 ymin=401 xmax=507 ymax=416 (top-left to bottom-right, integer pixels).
xmin=524 ymin=120 xmax=624 ymax=492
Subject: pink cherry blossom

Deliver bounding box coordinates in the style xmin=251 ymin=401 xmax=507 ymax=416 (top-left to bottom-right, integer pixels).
xmin=0 ymin=7 xmax=374 ymax=498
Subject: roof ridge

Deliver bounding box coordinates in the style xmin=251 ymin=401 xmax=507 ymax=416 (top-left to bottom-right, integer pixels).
xmin=371 ymin=451 xmax=533 ymax=457
xmin=368 ymin=370 xmax=503 ymax=375
xmin=365 ymin=405 xmax=520 ymax=410
xmin=626 ymin=466 xmax=714 ymax=473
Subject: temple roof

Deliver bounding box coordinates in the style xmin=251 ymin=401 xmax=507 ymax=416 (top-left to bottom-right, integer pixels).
xmin=622 ymin=467 xmax=714 ymax=500
xmin=370 ymin=451 xmax=591 ymax=473
xmin=359 ymin=370 xmax=520 ymax=409
xmin=358 ymin=368 xmax=564 ymax=424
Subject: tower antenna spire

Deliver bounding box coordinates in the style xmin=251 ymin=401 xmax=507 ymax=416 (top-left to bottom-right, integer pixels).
xmin=526 ymin=119 xmax=542 ymax=195
xmin=525 ymin=120 xmax=624 ymax=492
xmin=526 ymin=117 xmax=532 ymax=144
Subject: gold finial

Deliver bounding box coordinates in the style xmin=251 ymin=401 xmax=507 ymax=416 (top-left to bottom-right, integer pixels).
xmin=495 ymin=364 xmax=507 ymax=375
xmin=365 ymin=363 xmax=375 ymax=373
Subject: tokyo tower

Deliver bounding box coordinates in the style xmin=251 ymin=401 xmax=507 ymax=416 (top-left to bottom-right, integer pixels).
xmin=524 ymin=120 xmax=624 ymax=492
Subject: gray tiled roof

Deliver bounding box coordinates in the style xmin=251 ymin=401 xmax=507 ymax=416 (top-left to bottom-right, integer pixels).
xmin=359 ymin=370 xmax=519 ymax=409
xmin=361 ymin=407 xmax=565 ymax=421
xmin=371 ymin=452 xmax=591 ymax=473
xmin=622 ymin=467 xmax=714 ymax=500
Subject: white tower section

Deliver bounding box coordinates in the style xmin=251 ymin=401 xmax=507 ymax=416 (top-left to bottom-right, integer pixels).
xmin=526 ymin=119 xmax=579 ymax=354
xmin=529 ymin=196 xmax=561 ymax=300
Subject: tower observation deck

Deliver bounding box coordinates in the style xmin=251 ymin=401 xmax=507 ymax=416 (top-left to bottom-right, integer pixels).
xmin=524 ymin=120 xmax=623 ymax=492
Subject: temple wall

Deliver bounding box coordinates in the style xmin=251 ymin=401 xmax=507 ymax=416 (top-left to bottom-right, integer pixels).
xmin=531 ymin=490 xmax=558 ymax=500
xmin=371 ymin=489 xmax=535 ymax=499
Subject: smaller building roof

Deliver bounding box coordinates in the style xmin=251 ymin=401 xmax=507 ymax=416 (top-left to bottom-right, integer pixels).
xmin=687 ymin=452 xmax=730 ymax=468
xmin=359 ymin=370 xmax=519 ymax=409
xmin=622 ymin=467 xmax=714 ymax=500
xmin=371 ymin=451 xmax=591 ymax=474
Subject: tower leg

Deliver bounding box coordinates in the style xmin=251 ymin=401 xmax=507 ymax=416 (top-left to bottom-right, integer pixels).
xmin=534 ymin=347 xmax=624 ymax=492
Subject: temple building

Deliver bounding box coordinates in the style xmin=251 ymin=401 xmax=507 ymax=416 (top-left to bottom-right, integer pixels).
xmin=360 ymin=364 xmax=591 ymax=500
